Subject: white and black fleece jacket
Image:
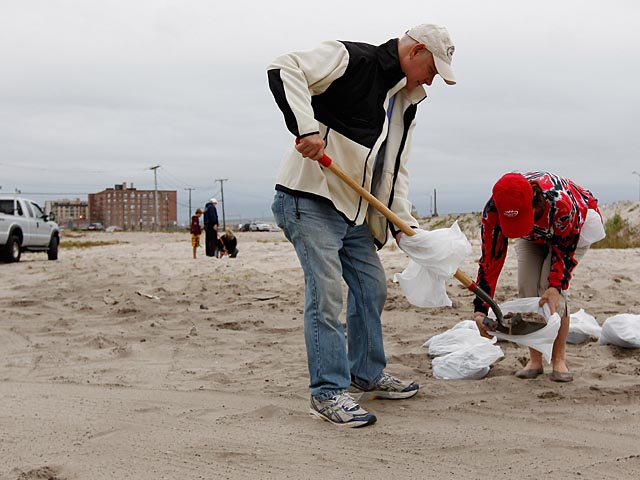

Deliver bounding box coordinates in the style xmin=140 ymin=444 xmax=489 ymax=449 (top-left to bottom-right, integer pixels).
xmin=268 ymin=38 xmax=426 ymax=248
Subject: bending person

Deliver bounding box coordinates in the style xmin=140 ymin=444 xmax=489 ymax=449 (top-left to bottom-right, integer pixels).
xmin=474 ymin=172 xmax=604 ymax=382
xmin=217 ymin=230 xmax=238 ymax=258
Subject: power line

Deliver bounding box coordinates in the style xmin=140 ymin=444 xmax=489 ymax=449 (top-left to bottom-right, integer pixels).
xmin=161 ymin=167 xmax=192 ymax=189
xmin=156 ymin=171 xmax=187 ymax=192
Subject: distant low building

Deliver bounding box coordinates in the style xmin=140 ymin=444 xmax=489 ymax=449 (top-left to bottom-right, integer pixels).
xmin=45 ymin=198 xmax=89 ymax=230
xmin=88 ymin=182 xmax=177 ymax=230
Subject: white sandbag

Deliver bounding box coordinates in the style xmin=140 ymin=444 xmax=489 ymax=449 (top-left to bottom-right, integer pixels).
xmin=394 ymin=222 xmax=472 ymax=307
xmin=487 ymin=297 xmax=560 ymax=364
xmin=599 ymin=314 xmax=640 ymax=348
xmin=393 ymin=259 xmax=452 ymax=307
xmin=423 ymin=320 xmax=496 ymax=357
xmin=432 ymin=343 xmax=504 ymax=380
xmin=451 ymin=320 xmax=479 ymax=330
xmin=567 ymin=309 xmax=602 ymax=344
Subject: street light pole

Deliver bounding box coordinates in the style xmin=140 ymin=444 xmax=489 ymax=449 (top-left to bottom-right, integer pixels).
xmin=633 ymin=171 xmax=640 ymax=202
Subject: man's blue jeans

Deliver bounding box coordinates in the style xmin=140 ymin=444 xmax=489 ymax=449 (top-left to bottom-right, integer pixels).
xmin=272 ymin=191 xmax=387 ymax=400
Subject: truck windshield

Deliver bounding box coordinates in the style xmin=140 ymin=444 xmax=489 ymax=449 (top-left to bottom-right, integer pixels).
xmin=30 ymin=202 xmax=44 ymax=219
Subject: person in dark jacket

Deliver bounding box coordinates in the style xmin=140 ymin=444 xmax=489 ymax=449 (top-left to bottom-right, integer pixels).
xmin=217 ymin=230 xmax=238 ymax=258
xmin=203 ymin=198 xmax=219 ymax=257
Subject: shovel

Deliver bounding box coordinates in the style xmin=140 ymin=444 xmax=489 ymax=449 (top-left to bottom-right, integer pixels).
xmin=304 ymin=147 xmax=545 ymax=335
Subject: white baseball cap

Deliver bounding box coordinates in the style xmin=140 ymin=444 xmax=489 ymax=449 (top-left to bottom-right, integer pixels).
xmin=211 ymin=198 xmax=218 ymax=203
xmin=405 ymin=24 xmax=456 ymax=85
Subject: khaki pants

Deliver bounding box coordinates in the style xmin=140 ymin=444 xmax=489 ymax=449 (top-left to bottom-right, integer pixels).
xmin=514 ymin=239 xmax=589 ymax=316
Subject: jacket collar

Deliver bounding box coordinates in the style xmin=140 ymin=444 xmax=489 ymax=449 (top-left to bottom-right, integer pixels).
xmin=376 ymin=39 xmax=406 ymax=87
xmin=378 ymin=39 xmax=427 ymax=105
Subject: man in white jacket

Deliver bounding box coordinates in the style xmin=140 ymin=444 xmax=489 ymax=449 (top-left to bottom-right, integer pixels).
xmin=269 ymin=24 xmax=456 ymax=427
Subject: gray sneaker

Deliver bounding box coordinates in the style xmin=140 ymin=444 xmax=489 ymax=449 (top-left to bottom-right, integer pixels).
xmin=350 ymin=373 xmax=419 ymax=400
xmin=309 ymin=392 xmax=377 ymax=428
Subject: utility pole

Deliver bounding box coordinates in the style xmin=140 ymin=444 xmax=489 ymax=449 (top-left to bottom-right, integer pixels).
xmin=184 ymin=187 xmax=195 ymax=219
xmin=215 ymin=178 xmax=228 ymax=230
xmin=633 ymin=171 xmax=640 ymax=202
xmin=150 ymin=165 xmax=160 ymax=230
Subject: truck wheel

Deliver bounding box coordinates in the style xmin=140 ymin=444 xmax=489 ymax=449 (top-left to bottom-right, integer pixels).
xmin=3 ymin=234 xmax=21 ymax=262
xmin=47 ymin=235 xmax=59 ymax=261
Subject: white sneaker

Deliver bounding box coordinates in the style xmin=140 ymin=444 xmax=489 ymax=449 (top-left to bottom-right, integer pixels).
xmin=309 ymin=392 xmax=376 ymax=428
xmin=350 ymin=373 xmax=419 ymax=400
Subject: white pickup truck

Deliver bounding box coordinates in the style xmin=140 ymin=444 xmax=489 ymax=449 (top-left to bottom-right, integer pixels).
xmin=0 ymin=196 xmax=60 ymax=262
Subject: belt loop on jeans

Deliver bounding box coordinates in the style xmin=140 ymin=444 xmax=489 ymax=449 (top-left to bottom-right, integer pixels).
xmin=294 ymin=196 xmax=300 ymax=219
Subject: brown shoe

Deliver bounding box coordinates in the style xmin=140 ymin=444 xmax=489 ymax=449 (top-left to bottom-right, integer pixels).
xmin=549 ymin=371 xmax=574 ymax=383
xmin=515 ymin=367 xmax=544 ymax=379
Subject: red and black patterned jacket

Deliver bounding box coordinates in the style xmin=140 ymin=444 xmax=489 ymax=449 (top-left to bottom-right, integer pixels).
xmin=474 ymin=172 xmax=600 ymax=314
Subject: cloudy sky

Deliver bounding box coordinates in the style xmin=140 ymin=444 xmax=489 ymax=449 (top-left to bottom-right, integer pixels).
xmin=1 ymin=0 xmax=639 ymax=224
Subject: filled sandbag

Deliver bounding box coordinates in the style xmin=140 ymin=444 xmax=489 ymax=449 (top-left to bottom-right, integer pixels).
xmin=567 ymin=309 xmax=601 ymax=344
xmin=423 ymin=320 xmax=496 ymax=358
xmin=431 ymin=343 xmax=504 ymax=380
xmin=599 ymin=314 xmax=640 ymax=348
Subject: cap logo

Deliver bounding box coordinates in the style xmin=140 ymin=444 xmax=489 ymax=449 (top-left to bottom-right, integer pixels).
xmin=504 ymin=210 xmax=519 ymax=218
xmin=446 ymin=45 xmax=455 ymax=60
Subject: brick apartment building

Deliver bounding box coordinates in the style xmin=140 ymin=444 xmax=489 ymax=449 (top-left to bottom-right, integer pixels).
xmin=88 ymin=182 xmax=177 ymax=230
xmin=44 ymin=198 xmax=89 ymax=230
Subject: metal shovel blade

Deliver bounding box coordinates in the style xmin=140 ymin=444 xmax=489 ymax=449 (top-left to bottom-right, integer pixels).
xmin=482 ymin=313 xmax=547 ymax=336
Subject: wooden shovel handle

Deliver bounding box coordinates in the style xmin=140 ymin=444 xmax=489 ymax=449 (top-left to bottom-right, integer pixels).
xmin=323 ymin=155 xmax=492 ymax=305
xmin=296 ymin=141 xmax=503 ymax=321
xmin=322 ymin=158 xmax=416 ymax=237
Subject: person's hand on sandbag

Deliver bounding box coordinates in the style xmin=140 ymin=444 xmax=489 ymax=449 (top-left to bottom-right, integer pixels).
xmin=539 ymin=286 xmax=561 ymax=315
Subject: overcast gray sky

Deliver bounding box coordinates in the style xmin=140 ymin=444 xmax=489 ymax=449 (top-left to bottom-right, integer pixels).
xmin=1 ymin=0 xmax=639 ymax=224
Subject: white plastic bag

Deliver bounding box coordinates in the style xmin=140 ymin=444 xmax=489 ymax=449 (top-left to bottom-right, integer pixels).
xmin=394 ymin=222 xmax=472 ymax=307
xmin=599 ymin=314 xmax=640 ymax=348
xmin=567 ymin=309 xmax=601 ymax=344
xmin=423 ymin=320 xmax=496 ymax=357
xmin=432 ymin=343 xmax=504 ymax=380
xmin=577 ymin=208 xmax=606 ymax=247
xmin=451 ymin=320 xmax=478 ymax=331
xmin=487 ymin=297 xmax=560 ymax=364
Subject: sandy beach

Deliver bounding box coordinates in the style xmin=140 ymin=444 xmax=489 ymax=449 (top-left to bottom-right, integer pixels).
xmin=2 ymin=208 xmax=640 ymax=479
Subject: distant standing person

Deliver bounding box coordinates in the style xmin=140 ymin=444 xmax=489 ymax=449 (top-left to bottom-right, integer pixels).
xmin=203 ymin=198 xmax=219 ymax=257
xmin=190 ymin=208 xmax=203 ymax=259
xmin=217 ymin=229 xmax=239 ymax=258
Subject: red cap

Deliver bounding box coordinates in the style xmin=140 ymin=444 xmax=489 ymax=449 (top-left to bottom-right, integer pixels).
xmin=492 ymin=173 xmax=534 ymax=238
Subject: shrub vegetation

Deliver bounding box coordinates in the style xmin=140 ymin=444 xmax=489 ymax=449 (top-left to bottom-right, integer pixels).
xmin=592 ymin=214 xmax=640 ymax=249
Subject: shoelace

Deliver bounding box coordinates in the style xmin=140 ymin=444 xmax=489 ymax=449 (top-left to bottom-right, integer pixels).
xmin=333 ymin=393 xmax=358 ymax=411
xmin=379 ymin=373 xmax=401 ymax=387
